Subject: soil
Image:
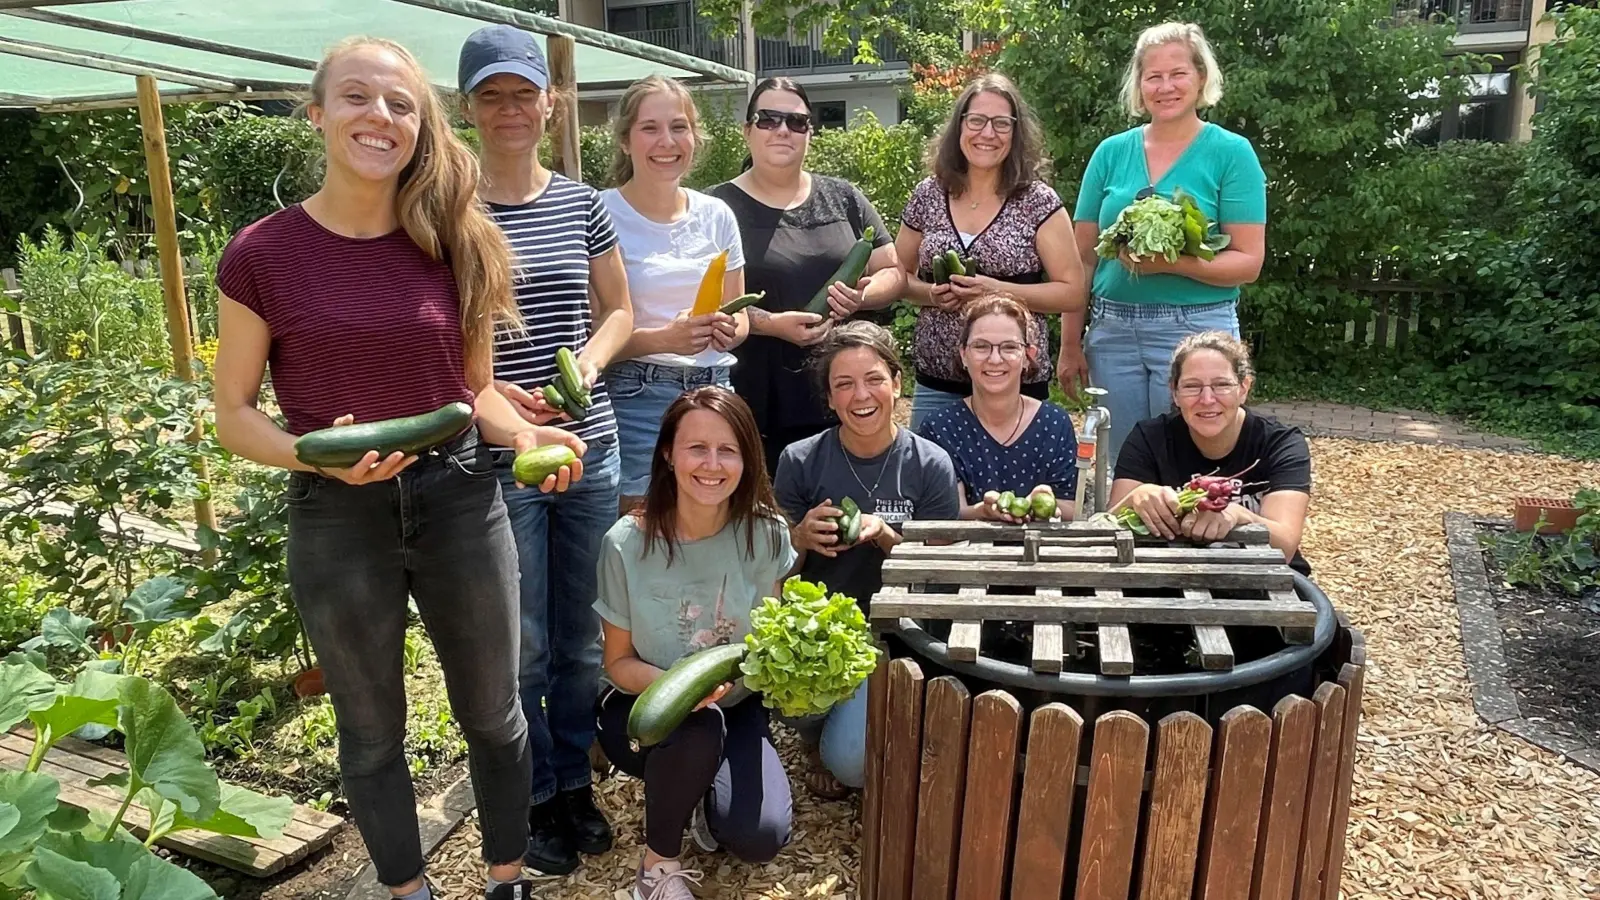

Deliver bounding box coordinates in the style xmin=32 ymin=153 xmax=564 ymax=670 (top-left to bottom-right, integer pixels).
xmin=1479 ymin=523 xmax=1600 ymax=747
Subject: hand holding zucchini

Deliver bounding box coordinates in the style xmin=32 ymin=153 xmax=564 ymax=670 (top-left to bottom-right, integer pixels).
xmin=511 ymin=444 xmax=578 ymax=487
xmin=983 ymin=486 xmax=1059 ymax=523
xmin=806 ymin=226 xmax=876 ymax=315
xmin=834 ymin=497 xmax=863 ymax=546
xmin=719 ymin=291 xmax=766 ymax=315
xmin=294 ymin=402 xmax=474 ymax=469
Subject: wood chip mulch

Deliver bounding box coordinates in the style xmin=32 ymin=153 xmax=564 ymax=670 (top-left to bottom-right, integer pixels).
xmin=417 ymin=438 xmax=1600 ymax=900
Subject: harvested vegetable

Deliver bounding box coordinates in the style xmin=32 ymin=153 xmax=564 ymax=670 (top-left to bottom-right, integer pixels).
xmin=689 ymin=250 xmax=729 ymax=316
xmin=628 ymin=643 xmax=748 ymax=747
xmin=1095 ymin=188 xmax=1230 ymax=265
xmin=740 ymin=577 xmax=880 ymax=718
xmin=807 ymin=227 xmax=876 ymax=314
xmin=1106 ymin=462 xmax=1262 ymax=534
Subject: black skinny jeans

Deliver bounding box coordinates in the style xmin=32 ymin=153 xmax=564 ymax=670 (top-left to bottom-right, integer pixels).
xmin=596 ymin=688 xmax=791 ymax=862
xmin=285 ymin=428 xmax=530 ymax=887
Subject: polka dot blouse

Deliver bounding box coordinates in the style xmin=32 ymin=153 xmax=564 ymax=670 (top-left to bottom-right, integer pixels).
xmin=917 ymin=400 xmax=1080 ymax=501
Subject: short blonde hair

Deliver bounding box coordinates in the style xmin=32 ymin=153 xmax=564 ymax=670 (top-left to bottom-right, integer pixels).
xmin=1119 ymin=22 xmax=1224 ymax=118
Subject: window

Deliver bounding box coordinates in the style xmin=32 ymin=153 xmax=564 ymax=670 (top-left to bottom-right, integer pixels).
xmin=1406 ymin=66 xmax=1517 ymax=145
xmin=815 ymin=101 xmax=848 ymax=130
xmin=607 ymin=2 xmax=689 ymax=33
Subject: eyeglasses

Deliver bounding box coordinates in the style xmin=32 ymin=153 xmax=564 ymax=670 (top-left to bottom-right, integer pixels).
xmin=966 ymin=340 xmax=1027 ymax=360
xmin=752 ymin=109 xmax=812 ymax=134
xmin=961 ymin=113 xmax=1017 ymax=135
xmin=1175 ymin=380 xmax=1242 ymax=400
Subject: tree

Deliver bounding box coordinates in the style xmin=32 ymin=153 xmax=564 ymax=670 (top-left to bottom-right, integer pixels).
xmin=695 ymin=0 xmax=969 ymax=67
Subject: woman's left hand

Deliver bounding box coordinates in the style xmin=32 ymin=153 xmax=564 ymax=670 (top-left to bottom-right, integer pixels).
xmin=512 ymin=428 xmax=587 ymax=493
xmin=694 ymin=681 xmax=734 ymax=711
xmin=854 ymin=513 xmax=890 ymax=547
xmin=948 ymin=273 xmax=1003 ymax=301
xmin=825 ymin=276 xmax=872 ymax=319
xmin=1182 ymin=504 xmax=1243 ymax=543
xmin=708 ymin=311 xmax=740 ymax=351
xmin=575 ymin=354 xmax=601 ymax=390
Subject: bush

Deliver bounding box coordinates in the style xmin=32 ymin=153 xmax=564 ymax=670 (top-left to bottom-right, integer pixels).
xmin=808 ymin=110 xmax=928 ymax=225
xmin=204 ymin=114 xmax=323 ymax=235
xmin=15 ymin=228 xmax=171 ymax=365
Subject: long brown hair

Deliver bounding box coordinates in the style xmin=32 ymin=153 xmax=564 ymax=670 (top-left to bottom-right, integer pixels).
xmin=610 ymin=75 xmax=703 ymax=186
xmin=928 ymin=72 xmax=1050 ymax=200
xmin=309 ymin=38 xmax=517 ymax=382
xmin=639 ymin=387 xmax=783 ymax=565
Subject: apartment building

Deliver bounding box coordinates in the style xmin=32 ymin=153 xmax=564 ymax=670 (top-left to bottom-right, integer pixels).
xmin=558 ymin=0 xmax=911 ymax=127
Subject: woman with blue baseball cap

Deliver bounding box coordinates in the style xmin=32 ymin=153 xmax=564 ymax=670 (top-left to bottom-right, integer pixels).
xmin=458 ymin=23 xmax=635 ymax=877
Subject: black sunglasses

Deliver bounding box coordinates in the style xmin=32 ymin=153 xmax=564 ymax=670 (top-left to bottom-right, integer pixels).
xmin=752 ymin=109 xmax=812 ymax=134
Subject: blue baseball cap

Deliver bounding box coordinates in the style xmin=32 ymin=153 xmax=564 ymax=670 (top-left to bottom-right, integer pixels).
xmin=459 ymin=24 xmax=549 ymax=94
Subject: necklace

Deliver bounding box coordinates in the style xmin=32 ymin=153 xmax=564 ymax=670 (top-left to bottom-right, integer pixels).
xmin=841 ymin=431 xmax=891 ymax=500
xmin=974 ymin=395 xmax=1027 ymax=446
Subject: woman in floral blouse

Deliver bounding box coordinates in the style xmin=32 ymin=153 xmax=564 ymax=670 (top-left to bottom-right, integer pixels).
xmin=895 ymin=72 xmax=1088 ymax=429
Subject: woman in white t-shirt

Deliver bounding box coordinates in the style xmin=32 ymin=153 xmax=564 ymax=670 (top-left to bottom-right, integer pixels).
xmin=603 ymin=75 xmax=750 ymax=508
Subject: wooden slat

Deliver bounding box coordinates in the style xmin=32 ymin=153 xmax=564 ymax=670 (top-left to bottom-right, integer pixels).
xmin=860 ymin=651 xmax=891 ymax=900
xmin=1032 ymin=622 xmax=1064 ymax=673
xmin=900 ymin=520 xmax=1272 ymax=544
xmin=873 ymin=594 xmax=1317 ymax=629
xmin=1375 ymin=292 xmax=1389 ymax=348
xmin=1098 ymin=624 xmax=1134 ymax=676
xmin=1196 ymin=707 xmax=1273 ymax=900
xmin=1138 ymin=713 xmax=1214 ymax=900
xmin=1009 ymin=703 xmax=1083 ymax=900
xmin=912 ymin=677 xmax=971 ymax=900
xmin=881 ymin=558 xmax=1295 ymax=591
xmin=1395 ymin=293 xmax=1412 ymax=352
xmin=1022 ymin=530 xmax=1041 ymax=563
xmin=877 ymin=659 xmax=925 ymax=900
xmin=2 ymin=268 xmax=25 ymax=353
xmin=1075 ymin=711 xmax=1149 ymax=900
xmin=1185 ymin=590 xmax=1234 ymax=670
xmin=1322 ymin=660 xmax=1366 ymax=900
xmin=1270 ymin=592 xmax=1317 ymax=644
xmin=1115 ymin=530 xmax=1135 ymax=563
xmin=890 ymin=544 xmax=1288 ymax=565
xmin=954 ymin=692 xmax=1022 ymax=900
xmin=947 ymin=621 xmax=982 ymax=662
xmin=1251 ymin=696 xmax=1316 ymax=900
xmin=1295 ymin=683 xmax=1348 ymax=900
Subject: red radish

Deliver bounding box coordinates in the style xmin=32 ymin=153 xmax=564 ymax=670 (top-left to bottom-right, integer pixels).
xmin=1114 ymin=461 xmax=1264 ymax=534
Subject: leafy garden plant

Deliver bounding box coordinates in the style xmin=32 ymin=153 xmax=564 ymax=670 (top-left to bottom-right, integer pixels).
xmin=740 ymin=577 xmax=880 ymax=718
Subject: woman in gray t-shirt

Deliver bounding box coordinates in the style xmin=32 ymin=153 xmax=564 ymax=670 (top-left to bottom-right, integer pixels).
xmin=593 ymin=386 xmax=797 ymax=899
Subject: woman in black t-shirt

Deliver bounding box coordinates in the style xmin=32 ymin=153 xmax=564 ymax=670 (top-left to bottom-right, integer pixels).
xmin=1109 ymin=331 xmax=1313 ymax=573
xmin=709 ymin=77 xmax=907 ymax=475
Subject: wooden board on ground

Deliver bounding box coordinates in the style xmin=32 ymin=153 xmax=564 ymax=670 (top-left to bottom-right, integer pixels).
xmin=1 ymin=726 xmax=343 ymax=877
xmin=899 ymin=520 xmax=1272 ymax=545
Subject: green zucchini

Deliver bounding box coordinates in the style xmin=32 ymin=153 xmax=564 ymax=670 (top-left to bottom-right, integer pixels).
xmin=294 ymin=402 xmax=473 ymax=469
xmin=836 ymin=497 xmax=862 ymax=545
xmin=542 ymin=381 xmax=569 ymax=412
xmin=931 ymin=254 xmax=949 ymax=285
xmin=628 ymin=643 xmax=749 ymax=747
xmin=944 ymin=249 xmax=967 ymax=277
xmin=545 ymin=382 xmax=588 ymax=422
xmin=997 ymin=491 xmax=1016 ymax=513
xmin=805 ymin=226 xmax=876 ymax=315
xmin=1031 ymin=489 xmax=1058 ymax=521
xmin=555 ymin=347 xmax=589 ymax=407
xmin=511 ymin=444 xmax=578 ymax=486
xmin=1008 ymin=495 xmax=1032 ymax=519
xmin=719 ymin=291 xmax=767 ymax=315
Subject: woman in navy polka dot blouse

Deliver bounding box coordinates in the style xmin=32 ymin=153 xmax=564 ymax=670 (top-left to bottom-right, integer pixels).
xmin=917 ymin=295 xmax=1079 ymax=520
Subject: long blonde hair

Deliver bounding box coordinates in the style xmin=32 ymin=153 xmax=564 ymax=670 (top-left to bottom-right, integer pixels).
xmin=1119 ymin=22 xmax=1225 ymax=118
xmin=309 ymin=37 xmax=517 ymax=382
xmin=609 ymin=75 xmax=703 ymax=186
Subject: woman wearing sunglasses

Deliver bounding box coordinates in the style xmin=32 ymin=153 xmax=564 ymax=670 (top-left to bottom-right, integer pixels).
xmin=1069 ymin=22 xmax=1267 ymax=468
xmin=1109 ymin=331 xmax=1310 ymax=574
xmin=896 ymin=73 xmax=1087 ymax=430
xmin=708 ymin=78 xmax=905 ymax=476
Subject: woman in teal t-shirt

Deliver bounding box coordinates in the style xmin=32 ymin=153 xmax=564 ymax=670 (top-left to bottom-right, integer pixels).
xmin=1066 ymin=21 xmax=1267 ymax=466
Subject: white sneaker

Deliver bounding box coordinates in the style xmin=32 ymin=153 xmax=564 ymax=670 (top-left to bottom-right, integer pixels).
xmin=688 ymin=799 xmax=719 ymax=854
xmin=633 ymin=859 xmax=703 ymax=900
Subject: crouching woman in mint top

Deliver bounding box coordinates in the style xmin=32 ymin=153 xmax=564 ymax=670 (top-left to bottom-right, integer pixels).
xmin=603 ymin=75 xmax=751 ymax=510
xmin=774 ymin=321 xmax=959 ymax=798
xmin=919 ymin=296 xmax=1079 ymax=521
xmin=594 ymin=387 xmax=796 ymax=900
xmin=211 ymin=39 xmax=583 ymax=900
xmin=1110 ymin=332 xmax=1311 ymax=575
xmin=459 ymin=25 xmax=635 ymax=875
xmin=1067 ymin=21 xmax=1267 ymax=467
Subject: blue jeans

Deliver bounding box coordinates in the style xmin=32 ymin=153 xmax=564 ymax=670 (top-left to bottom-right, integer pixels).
xmin=495 ymin=438 xmax=621 ymax=805
xmin=606 ymin=360 xmax=732 ymax=496
xmin=909 ymin=385 xmax=966 ymax=432
xmin=784 ymin=683 xmax=869 ymax=789
xmin=1084 ymin=298 xmax=1240 ymax=468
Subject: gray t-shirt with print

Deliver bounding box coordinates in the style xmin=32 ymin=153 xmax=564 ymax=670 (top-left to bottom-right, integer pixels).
xmin=773 ymin=426 xmax=960 ymax=614
xmin=594 ymin=513 xmax=798 ymax=672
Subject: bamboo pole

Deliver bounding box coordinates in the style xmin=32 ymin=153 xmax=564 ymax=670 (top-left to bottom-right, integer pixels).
xmin=547 ymin=35 xmax=581 ymax=182
xmin=135 ymin=74 xmax=219 ymax=548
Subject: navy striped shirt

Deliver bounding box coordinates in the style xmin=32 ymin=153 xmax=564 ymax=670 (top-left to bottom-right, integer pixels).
xmin=489 ymin=174 xmax=619 ymax=445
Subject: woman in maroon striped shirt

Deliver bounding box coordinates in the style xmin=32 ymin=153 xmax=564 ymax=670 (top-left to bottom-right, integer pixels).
xmin=211 ymin=38 xmax=581 ymax=900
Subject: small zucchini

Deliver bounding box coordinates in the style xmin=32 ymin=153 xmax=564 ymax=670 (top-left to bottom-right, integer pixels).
xmin=944 ymin=249 xmax=967 ymax=277
xmin=806 ymin=226 xmax=876 ymax=315
xmin=293 ymin=402 xmax=473 ymax=469
xmin=719 ymin=291 xmax=766 ymax=315
xmin=542 ymin=381 xmax=569 ymax=413
xmin=931 ymin=254 xmax=949 ymax=285
xmin=628 ymin=643 xmax=749 ymax=747
xmin=1031 ymin=488 xmax=1058 ymax=521
xmin=555 ymin=347 xmax=590 ymax=407
xmin=512 ymin=444 xmax=578 ymax=486
xmin=836 ymin=496 xmax=862 ymax=545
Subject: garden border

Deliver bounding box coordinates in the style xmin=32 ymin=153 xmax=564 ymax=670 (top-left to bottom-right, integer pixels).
xmin=1444 ymin=512 xmax=1600 ymax=774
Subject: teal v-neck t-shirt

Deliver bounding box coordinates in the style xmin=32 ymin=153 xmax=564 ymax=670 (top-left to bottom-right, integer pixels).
xmin=1073 ymin=122 xmax=1266 ymax=307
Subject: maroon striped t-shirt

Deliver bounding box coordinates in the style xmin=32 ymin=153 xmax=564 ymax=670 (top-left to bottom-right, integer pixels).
xmin=217 ymin=205 xmax=476 ymax=437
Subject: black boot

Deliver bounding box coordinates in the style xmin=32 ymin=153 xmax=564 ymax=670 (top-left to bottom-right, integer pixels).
xmin=523 ymin=798 xmax=579 ymax=875
xmin=558 ymin=784 xmax=613 ymax=855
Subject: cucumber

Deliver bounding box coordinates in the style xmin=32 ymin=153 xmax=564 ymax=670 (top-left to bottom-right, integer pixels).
xmin=805 ymin=226 xmax=876 ymax=315
xmin=555 ymin=347 xmax=589 ymax=407
xmin=945 ymin=249 xmax=967 ymax=277
xmin=997 ymin=491 xmax=1016 ymax=513
xmin=294 ymin=402 xmax=473 ymax=469
xmin=1008 ymin=495 xmax=1032 ymax=519
xmin=542 ymin=381 xmax=569 ymax=412
xmin=628 ymin=643 xmax=749 ymax=747
xmin=552 ymin=383 xmax=589 ymax=422
xmin=931 ymin=255 xmax=949 ymax=285
xmin=511 ymin=444 xmax=577 ymax=486
xmin=836 ymin=497 xmax=862 ymax=545
xmin=719 ymin=291 xmax=766 ymax=315
xmin=1031 ymin=489 xmax=1058 ymax=521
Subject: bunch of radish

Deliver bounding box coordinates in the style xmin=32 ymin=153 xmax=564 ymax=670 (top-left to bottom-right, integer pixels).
xmin=1102 ymin=463 xmax=1261 ymax=536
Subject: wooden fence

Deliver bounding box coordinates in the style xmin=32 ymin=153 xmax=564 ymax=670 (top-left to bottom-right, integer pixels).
xmin=859 ymin=626 xmax=1366 ymax=900
xmin=1 ymin=256 xmax=211 ymax=355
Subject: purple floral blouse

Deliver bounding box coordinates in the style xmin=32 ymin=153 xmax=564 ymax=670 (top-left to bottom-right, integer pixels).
xmin=901 ymin=177 xmax=1064 ymax=385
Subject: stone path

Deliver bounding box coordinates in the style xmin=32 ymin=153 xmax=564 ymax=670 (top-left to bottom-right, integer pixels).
xmin=1251 ymin=401 xmax=1531 ymax=452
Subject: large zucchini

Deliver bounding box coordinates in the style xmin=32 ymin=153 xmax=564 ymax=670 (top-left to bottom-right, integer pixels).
xmin=293 ymin=402 xmax=473 ymax=468
xmin=805 ymin=226 xmax=876 ymax=315
xmin=628 ymin=643 xmax=749 ymax=747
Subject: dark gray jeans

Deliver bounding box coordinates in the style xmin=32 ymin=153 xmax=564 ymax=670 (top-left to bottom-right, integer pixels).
xmin=285 ymin=428 xmax=530 ymax=887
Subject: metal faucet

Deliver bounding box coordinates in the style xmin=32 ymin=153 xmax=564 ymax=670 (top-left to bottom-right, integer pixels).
xmin=1073 ymin=387 xmax=1112 ymax=516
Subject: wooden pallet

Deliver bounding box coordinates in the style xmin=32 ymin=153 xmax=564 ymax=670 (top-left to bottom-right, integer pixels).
xmin=873 ymin=521 xmax=1313 ymax=675
xmin=1 ymin=725 xmax=343 ymax=877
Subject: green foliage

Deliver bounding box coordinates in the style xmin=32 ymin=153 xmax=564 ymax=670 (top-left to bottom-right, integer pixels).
xmin=1483 ymin=489 xmax=1600 ymax=597
xmin=14 ymin=229 xmax=172 ymax=365
xmin=807 ymin=110 xmax=928 ymax=224
xmin=0 ymin=111 xmax=65 ymax=269
xmin=740 ymin=576 xmax=880 ymax=717
xmin=203 ymin=114 xmax=322 ymax=238
xmin=697 ymin=0 xmax=965 ymax=66
xmin=0 ymin=577 xmax=54 ymax=655
xmin=685 ymin=95 xmax=748 ymax=191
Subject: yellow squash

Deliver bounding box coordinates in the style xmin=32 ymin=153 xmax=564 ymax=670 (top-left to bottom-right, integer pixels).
xmin=689 ymin=250 xmax=729 ymax=316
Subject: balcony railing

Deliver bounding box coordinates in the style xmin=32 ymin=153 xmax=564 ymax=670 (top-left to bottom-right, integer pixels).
xmin=1395 ymin=0 xmax=1532 ymax=32
xmin=756 ymin=25 xmax=908 ymax=75
xmin=614 ymin=26 xmax=746 ymax=69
